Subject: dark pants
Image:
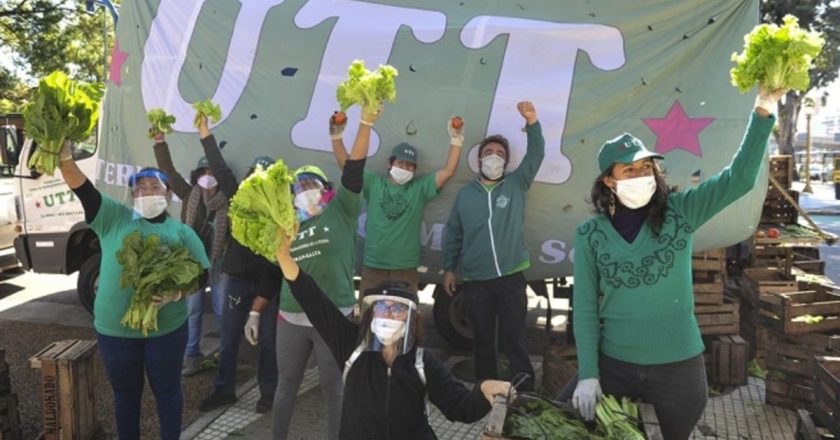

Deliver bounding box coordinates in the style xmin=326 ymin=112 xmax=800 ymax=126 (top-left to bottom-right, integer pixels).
xmin=558 ymin=353 xmax=707 ymax=440
xmin=97 ymin=323 xmax=188 ymax=440
xmin=464 ymin=271 xmax=535 ymax=390
xmin=214 ymin=272 xmax=279 ymax=397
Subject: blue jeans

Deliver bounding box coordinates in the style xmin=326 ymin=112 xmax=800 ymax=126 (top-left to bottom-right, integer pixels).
xmin=185 ymin=263 xmax=225 ymax=357
xmin=97 ymin=323 xmax=188 ymax=440
xmin=213 ymin=272 xmax=278 ymax=396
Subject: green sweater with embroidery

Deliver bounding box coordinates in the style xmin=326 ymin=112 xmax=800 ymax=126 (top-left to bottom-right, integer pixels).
xmin=572 ymin=112 xmax=774 ymax=380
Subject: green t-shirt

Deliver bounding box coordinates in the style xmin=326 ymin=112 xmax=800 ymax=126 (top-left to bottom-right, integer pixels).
xmin=362 ymin=171 xmax=438 ymax=269
xmin=90 ymin=195 xmax=210 ymax=338
xmin=279 ymin=186 xmax=361 ymax=313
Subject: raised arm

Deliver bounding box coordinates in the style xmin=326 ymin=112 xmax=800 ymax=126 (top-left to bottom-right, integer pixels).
xmin=58 ymin=142 xmax=100 ymax=222
xmin=512 ymin=101 xmax=545 ymax=188
xmin=197 ymin=115 xmax=239 ymax=198
xmin=435 ymin=117 xmax=464 ymax=189
xmin=151 ymin=131 xmax=193 ymax=201
xmin=329 ymin=112 xmax=349 ymax=169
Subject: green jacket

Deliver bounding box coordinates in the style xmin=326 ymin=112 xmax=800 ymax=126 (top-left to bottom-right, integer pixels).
xmin=443 ymin=122 xmax=545 ymax=281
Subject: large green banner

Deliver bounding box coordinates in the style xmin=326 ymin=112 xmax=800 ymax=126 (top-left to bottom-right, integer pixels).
xmin=98 ymin=0 xmax=763 ymax=281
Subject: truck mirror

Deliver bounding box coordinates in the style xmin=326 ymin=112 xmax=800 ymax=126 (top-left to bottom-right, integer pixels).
xmin=0 ymin=126 xmax=20 ymax=169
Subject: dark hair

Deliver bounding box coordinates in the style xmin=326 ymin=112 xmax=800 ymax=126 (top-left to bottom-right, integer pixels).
xmin=478 ymin=134 xmax=510 ymax=160
xmin=588 ymin=163 xmax=676 ymax=236
xmin=357 ymin=280 xmax=424 ymax=347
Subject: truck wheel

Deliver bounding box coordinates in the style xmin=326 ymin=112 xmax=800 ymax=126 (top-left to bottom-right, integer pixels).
xmin=432 ymin=285 xmax=473 ymax=350
xmin=77 ymin=253 xmax=100 ymax=314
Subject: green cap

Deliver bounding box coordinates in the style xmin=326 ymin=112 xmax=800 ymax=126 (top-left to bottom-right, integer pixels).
xmin=598 ymin=133 xmax=663 ymax=174
xmin=195 ymin=156 xmax=210 ymax=170
xmin=390 ymin=142 xmax=418 ymax=165
xmin=251 ymin=156 xmax=274 ymax=170
xmin=294 ymin=165 xmax=329 ymax=183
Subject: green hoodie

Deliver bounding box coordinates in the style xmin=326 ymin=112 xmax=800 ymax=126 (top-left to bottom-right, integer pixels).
xmin=443 ymin=122 xmax=545 ymax=281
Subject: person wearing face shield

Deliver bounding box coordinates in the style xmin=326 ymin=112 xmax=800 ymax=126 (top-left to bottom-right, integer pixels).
xmin=55 ymin=145 xmax=210 ymax=440
xmin=442 ymin=101 xmax=543 ymax=392
xmin=330 ymin=114 xmax=463 ymax=296
xmin=152 ymin=128 xmax=228 ymax=377
xmin=190 ymin=116 xmax=283 ymax=415
xmin=567 ymin=86 xmax=787 ymax=440
xmin=248 ymin=108 xmax=379 ymax=440
xmin=274 ymin=225 xmax=511 ymax=439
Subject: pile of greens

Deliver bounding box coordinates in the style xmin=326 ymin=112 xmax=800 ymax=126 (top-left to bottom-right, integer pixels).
xmin=228 ymin=158 xmax=297 ymax=262
xmin=504 ymin=395 xmax=646 ymax=440
xmin=23 ymin=71 xmax=103 ymax=175
xmin=147 ymin=108 xmax=177 ymax=137
xmin=731 ymin=14 xmax=824 ymax=93
xmin=336 ymin=60 xmax=398 ymax=115
xmin=193 ymin=99 xmax=222 ymax=127
xmin=116 ymin=231 xmax=203 ymax=336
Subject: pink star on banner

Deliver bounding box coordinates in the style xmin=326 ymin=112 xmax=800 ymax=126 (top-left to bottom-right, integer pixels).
xmin=642 ymin=101 xmax=714 ymax=157
xmin=109 ymin=40 xmax=129 ymax=87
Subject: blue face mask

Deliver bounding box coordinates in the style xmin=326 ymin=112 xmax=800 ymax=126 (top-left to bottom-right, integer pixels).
xmin=294 ymin=189 xmax=323 ymax=222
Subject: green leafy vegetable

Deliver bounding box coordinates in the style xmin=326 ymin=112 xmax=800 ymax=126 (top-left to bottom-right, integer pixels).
xmin=731 ymin=14 xmax=824 ymax=93
xmin=116 ymin=231 xmax=203 ymax=336
xmin=747 ymin=358 xmax=767 ymax=379
xmin=23 ymin=71 xmax=103 ymax=175
xmin=336 ymin=60 xmax=398 ymax=114
xmin=503 ymin=394 xmax=646 ymax=439
xmin=192 ymin=99 xmax=223 ymax=127
xmin=595 ymin=395 xmax=645 ymax=440
xmin=147 ymin=108 xmax=177 ymax=137
xmin=792 ymin=314 xmax=824 ymax=324
xmin=228 ymin=158 xmax=297 ymax=262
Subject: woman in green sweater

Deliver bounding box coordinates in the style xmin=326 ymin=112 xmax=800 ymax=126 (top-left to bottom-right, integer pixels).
xmin=570 ymin=86 xmax=785 ymax=440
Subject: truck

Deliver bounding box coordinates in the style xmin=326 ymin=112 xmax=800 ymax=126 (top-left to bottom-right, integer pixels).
xmin=5 ymin=0 xmax=770 ymax=348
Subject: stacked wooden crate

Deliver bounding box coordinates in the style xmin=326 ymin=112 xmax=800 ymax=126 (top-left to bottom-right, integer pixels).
xmin=763 ymin=155 xmax=798 ymax=224
xmin=736 ymin=267 xmax=799 ymax=363
xmin=813 ymin=356 xmax=840 ymax=438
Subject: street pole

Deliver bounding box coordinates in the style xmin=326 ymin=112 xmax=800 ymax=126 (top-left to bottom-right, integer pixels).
xmin=804 ymin=113 xmax=813 ymax=194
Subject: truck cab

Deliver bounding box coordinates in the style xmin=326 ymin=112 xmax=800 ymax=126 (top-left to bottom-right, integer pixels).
xmin=0 ymin=114 xmax=101 ymax=312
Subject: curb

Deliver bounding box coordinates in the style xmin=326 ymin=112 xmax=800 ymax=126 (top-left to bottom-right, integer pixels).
xmin=806 ymin=210 xmax=840 ymax=216
xmin=180 ymin=376 xmax=258 ymax=439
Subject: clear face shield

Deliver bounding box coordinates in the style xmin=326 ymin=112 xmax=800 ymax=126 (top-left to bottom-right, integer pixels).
xmin=128 ymin=170 xmax=170 ymax=219
xmin=360 ymin=295 xmax=418 ymax=355
xmin=291 ymin=175 xmax=331 ymax=222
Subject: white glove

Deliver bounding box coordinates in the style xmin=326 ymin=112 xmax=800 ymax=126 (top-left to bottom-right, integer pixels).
xmin=447 ymin=117 xmax=464 ymax=147
xmin=329 ymin=112 xmax=346 ymax=140
xmin=152 ymin=291 xmax=183 ymax=309
xmin=59 ymin=141 xmax=73 ymax=162
xmin=572 ymin=378 xmax=603 ymax=421
xmin=244 ymin=311 xmax=260 ymax=346
xmin=755 ymin=85 xmax=787 ymax=114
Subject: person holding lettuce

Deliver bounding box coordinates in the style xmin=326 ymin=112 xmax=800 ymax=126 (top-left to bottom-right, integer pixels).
xmin=151 ymin=128 xmax=227 ymax=377
xmin=569 ymin=86 xmax=786 ymax=439
xmin=245 ymin=107 xmax=381 ymax=440
xmin=194 ymin=115 xmax=283 ymax=414
xmin=329 ymin=115 xmax=463 ymax=295
xmin=56 ymin=145 xmax=210 ymax=440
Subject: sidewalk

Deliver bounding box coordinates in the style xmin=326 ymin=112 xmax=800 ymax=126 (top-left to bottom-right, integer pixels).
xmin=794 ymin=180 xmax=840 ymax=215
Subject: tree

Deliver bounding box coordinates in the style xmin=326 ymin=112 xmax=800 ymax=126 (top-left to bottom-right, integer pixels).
xmin=0 ymin=0 xmax=116 ymax=110
xmin=762 ymin=0 xmax=840 ymax=155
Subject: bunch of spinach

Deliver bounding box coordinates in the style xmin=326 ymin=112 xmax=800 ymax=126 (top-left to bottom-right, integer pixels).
xmin=23 ymin=71 xmax=102 ymax=175
xmin=116 ymin=231 xmax=203 ymax=336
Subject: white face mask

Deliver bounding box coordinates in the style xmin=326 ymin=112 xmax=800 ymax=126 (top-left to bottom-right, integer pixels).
xmin=480 ymin=154 xmax=505 ymax=180
xmin=370 ymin=317 xmax=406 ymax=346
xmin=294 ymin=189 xmax=323 ymax=214
xmin=134 ymin=195 xmax=168 ymax=219
xmin=389 ymin=166 xmax=414 ymax=185
xmin=197 ymin=174 xmax=217 ymax=190
xmin=613 ymin=175 xmax=657 ymax=209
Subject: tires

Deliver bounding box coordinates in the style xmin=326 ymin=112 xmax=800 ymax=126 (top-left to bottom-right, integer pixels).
xmin=77 ymin=253 xmax=100 ymax=314
xmin=432 ymin=285 xmax=473 ymax=350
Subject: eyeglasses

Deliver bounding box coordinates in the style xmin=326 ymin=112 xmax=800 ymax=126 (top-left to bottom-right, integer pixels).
xmin=373 ymin=302 xmax=409 ymax=316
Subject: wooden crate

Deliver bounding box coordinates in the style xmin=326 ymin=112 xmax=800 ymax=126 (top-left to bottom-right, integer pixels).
xmin=692 ymin=249 xmax=727 ymax=304
xmin=695 ymin=296 xmax=739 ymax=336
xmin=767 ymin=375 xmax=814 ymax=410
xmin=750 ymin=245 xmax=792 ymax=272
xmin=796 ymin=409 xmax=836 ymax=440
xmin=769 ymin=155 xmax=794 ymax=189
xmin=762 ymin=190 xmax=800 ymax=224
xmin=813 ymin=356 xmax=840 ymax=438
xmin=707 ymin=335 xmax=749 ymax=386
xmin=29 ymin=340 xmax=99 ymax=440
xmin=740 ymin=268 xmax=798 ymax=308
xmin=758 ymin=286 xmax=840 ymax=335
xmin=541 ymin=343 xmax=577 ymax=398
xmin=482 ymin=396 xmax=663 ymax=439
xmin=795 ymin=260 xmax=827 ymax=276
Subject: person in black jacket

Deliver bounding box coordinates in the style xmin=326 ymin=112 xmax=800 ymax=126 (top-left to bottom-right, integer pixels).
xmin=275 ymin=224 xmax=511 ymax=440
xmin=193 ymin=115 xmax=283 ymax=414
